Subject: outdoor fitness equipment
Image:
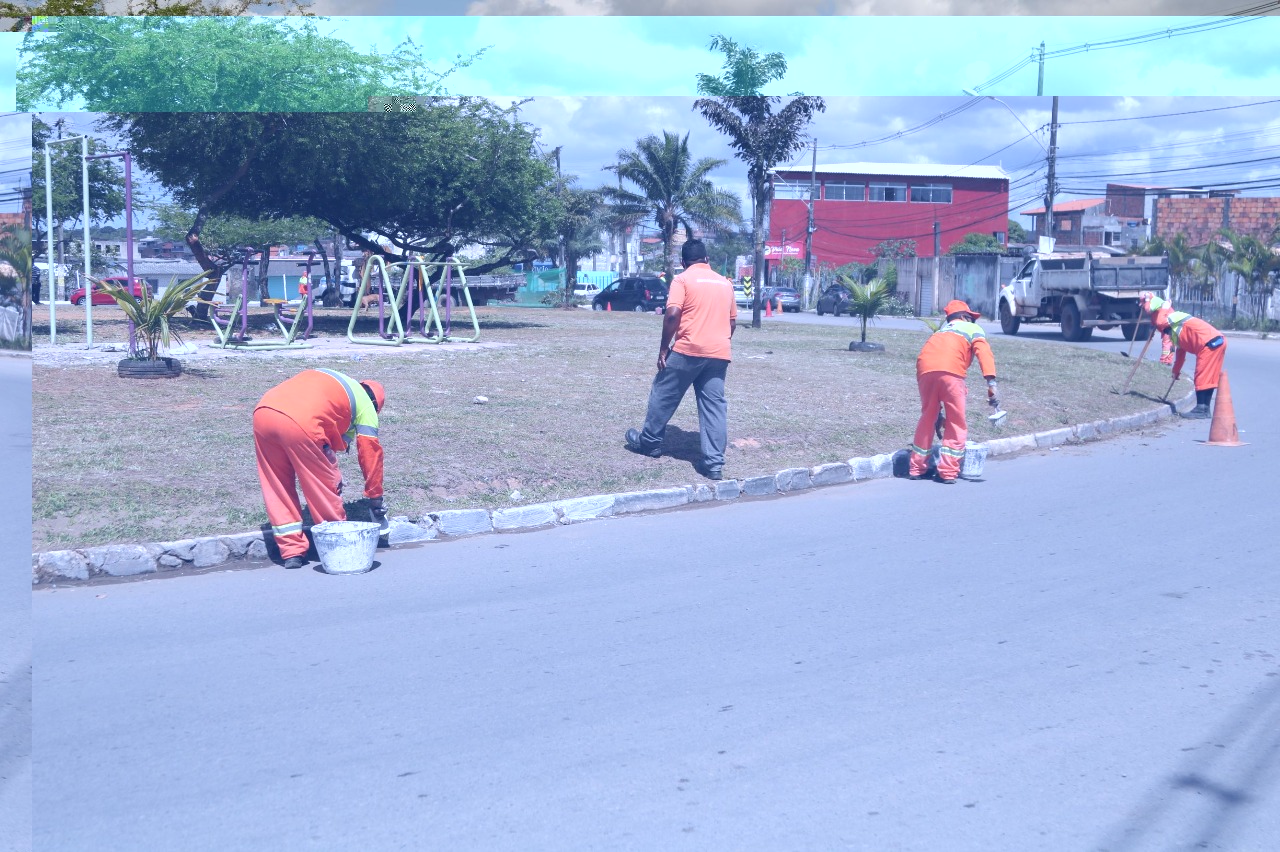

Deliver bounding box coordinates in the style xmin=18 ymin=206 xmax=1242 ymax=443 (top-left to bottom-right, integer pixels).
xmin=346 ymin=255 xmax=480 ymax=346
xmin=261 ymin=251 xmax=317 ymax=344
xmin=198 ymin=252 xmax=311 ymax=350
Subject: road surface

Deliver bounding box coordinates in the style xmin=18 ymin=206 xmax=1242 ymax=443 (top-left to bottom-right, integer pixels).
xmin=33 ymin=340 xmax=1278 ymax=851
xmin=0 ymin=357 xmax=31 ymax=852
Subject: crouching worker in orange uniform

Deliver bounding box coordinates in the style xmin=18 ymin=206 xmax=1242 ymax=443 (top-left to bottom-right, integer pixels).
xmin=1140 ymin=293 xmax=1226 ymax=420
xmin=253 ymin=369 xmax=386 ymax=569
xmin=908 ymin=300 xmax=999 ymax=484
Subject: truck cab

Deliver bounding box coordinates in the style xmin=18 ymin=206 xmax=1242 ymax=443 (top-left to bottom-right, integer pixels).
xmin=998 ymin=251 xmax=1170 ymax=342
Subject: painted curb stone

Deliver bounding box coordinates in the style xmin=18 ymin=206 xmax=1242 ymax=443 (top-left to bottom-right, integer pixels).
xmin=713 ymin=480 xmax=742 ymax=500
xmin=387 ymin=517 xmax=436 ymax=545
xmin=691 ymin=485 xmax=714 ymax=503
xmin=85 ymin=544 xmax=162 ymax=577
xmin=432 ymin=509 xmax=493 ymax=537
xmin=493 ymin=503 xmax=558 ymax=531
xmin=810 ymin=462 xmax=853 ymax=487
xmin=1034 ymin=427 xmax=1073 ymax=448
xmin=36 ymin=550 xmax=90 ymax=582
xmin=741 ymin=475 xmax=777 ymax=497
xmin=553 ymin=495 xmax=616 ymax=522
xmin=613 ymin=487 xmax=690 ymax=515
xmin=776 ymin=468 xmax=812 ymax=492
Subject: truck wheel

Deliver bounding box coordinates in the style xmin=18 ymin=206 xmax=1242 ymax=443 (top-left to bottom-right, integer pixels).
xmin=1061 ymin=302 xmax=1093 ymax=342
xmin=999 ymin=302 xmax=1021 ymax=335
xmin=1121 ymin=322 xmax=1153 ymax=341
xmin=816 ymin=306 xmax=825 ymax=316
xmin=632 ymin=303 xmax=645 ymax=313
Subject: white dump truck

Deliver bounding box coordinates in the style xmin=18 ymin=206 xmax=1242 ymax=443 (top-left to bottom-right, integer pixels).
xmin=997 ymin=251 xmax=1171 ymax=342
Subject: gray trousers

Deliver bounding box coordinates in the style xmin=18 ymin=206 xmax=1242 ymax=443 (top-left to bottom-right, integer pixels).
xmin=637 ymin=351 xmax=729 ymax=469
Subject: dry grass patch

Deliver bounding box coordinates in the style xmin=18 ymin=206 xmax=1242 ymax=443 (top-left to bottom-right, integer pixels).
xmin=33 ymin=306 xmax=1180 ymax=550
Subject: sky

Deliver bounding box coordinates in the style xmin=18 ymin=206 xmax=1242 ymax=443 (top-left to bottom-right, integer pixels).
xmin=35 ymin=96 xmax=1280 ymax=235
xmin=12 ymin=14 xmax=1280 ymax=110
xmin=0 ymin=112 xmax=29 ymax=214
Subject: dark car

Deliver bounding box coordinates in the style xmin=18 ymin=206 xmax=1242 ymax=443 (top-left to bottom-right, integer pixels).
xmin=766 ymin=286 xmax=802 ymax=313
xmin=592 ymin=276 xmax=668 ymax=313
xmin=815 ymin=284 xmax=852 ymax=317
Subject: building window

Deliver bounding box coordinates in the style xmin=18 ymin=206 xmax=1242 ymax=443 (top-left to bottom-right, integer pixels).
xmin=823 ymin=181 xmax=864 ymax=201
xmin=1060 ymin=219 xmax=1073 ymax=232
xmin=994 ymin=231 xmax=1006 ymax=245
xmin=773 ymin=181 xmax=810 ymax=201
xmin=910 ymin=184 xmax=953 ymax=203
xmin=869 ymin=182 xmax=908 ymax=202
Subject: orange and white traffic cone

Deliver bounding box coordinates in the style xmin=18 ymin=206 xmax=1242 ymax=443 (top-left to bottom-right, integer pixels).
xmin=765 ymin=299 xmax=773 ymax=317
xmin=1204 ymin=371 xmax=1245 ymax=447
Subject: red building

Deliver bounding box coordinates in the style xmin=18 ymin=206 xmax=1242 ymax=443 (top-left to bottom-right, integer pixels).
xmin=767 ymin=163 xmax=1010 ymax=267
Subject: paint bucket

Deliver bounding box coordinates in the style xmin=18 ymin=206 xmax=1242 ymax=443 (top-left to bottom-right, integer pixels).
xmin=960 ymin=443 xmax=988 ymax=480
xmin=311 ymin=520 xmax=380 ymax=575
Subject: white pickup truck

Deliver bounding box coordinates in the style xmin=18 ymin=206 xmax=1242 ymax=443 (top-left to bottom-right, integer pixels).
xmin=997 ymin=251 xmax=1171 ymax=342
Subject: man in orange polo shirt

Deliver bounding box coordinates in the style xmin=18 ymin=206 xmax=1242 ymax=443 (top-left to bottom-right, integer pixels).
xmin=908 ymin=300 xmax=999 ymax=484
xmin=625 ymin=239 xmax=736 ymax=480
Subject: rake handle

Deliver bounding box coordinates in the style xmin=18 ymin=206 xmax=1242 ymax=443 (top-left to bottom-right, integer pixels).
xmin=1120 ymin=330 xmax=1156 ymax=395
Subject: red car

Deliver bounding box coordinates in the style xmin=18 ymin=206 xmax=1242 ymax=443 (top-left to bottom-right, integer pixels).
xmin=69 ymin=277 xmax=149 ymax=306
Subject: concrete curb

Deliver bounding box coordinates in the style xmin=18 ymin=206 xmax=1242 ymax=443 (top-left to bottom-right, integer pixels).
xmin=32 ymin=389 xmax=1197 ymax=586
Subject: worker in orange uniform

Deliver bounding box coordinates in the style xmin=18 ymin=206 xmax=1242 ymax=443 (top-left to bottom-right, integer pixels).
xmin=908 ymin=300 xmax=999 ymax=484
xmin=1139 ymin=293 xmax=1226 ymax=419
xmin=253 ymin=369 xmax=386 ymax=569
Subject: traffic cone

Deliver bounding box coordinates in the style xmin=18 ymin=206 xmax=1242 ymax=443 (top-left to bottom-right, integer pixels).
xmin=1204 ymin=371 xmax=1245 ymax=447
xmin=765 ymin=299 xmax=773 ymax=317
xmin=606 ymin=302 xmax=611 ymax=312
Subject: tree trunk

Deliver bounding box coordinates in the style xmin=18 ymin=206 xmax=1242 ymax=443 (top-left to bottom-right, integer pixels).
xmin=184 ymin=209 xmax=224 ymax=321
xmin=751 ymin=183 xmax=770 ymax=329
xmin=314 ymin=237 xmax=335 ymax=307
xmin=257 ymin=245 xmax=272 ymax=304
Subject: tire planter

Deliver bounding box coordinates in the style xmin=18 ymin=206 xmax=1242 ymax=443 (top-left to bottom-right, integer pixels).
xmin=118 ymin=357 xmax=183 ymax=379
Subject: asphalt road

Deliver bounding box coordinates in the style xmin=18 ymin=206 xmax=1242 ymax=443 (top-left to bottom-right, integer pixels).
xmin=33 ymin=339 xmax=1279 ymax=851
xmin=0 ymin=357 xmax=31 ymax=852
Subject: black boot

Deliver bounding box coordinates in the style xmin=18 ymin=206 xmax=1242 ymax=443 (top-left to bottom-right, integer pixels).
xmin=1183 ymin=404 xmax=1210 ymax=419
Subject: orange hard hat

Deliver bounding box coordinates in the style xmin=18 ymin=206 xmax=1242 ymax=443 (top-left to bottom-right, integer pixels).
xmin=943 ymin=299 xmax=980 ymax=320
xmin=361 ymin=380 xmax=385 ymax=412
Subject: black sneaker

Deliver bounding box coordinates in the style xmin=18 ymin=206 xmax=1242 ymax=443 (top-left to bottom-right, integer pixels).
xmin=907 ymin=473 xmax=930 ymax=480
xmin=283 ymin=556 xmax=306 ymax=569
xmin=936 ymin=476 xmax=958 ymax=485
xmin=625 ymin=428 xmax=661 ymax=458
xmin=695 ymin=463 xmax=724 ymax=481
xmin=1182 ymin=404 xmax=1210 ymax=419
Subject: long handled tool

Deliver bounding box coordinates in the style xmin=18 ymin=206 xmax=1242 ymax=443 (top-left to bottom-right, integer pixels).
xmin=1160 ymin=375 xmax=1177 ymax=403
xmin=1118 ymin=328 xmax=1156 ymax=395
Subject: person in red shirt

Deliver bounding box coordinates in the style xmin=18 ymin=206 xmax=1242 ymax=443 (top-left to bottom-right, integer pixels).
xmin=253 ymin=369 xmax=386 ymax=569
xmin=908 ymin=300 xmax=999 ymax=483
xmin=625 ymin=239 xmax=737 ymax=480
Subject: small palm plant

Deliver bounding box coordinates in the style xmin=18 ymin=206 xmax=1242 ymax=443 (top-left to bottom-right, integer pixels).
xmin=98 ymin=271 xmax=213 ymax=361
xmin=842 ymin=275 xmax=891 ymax=344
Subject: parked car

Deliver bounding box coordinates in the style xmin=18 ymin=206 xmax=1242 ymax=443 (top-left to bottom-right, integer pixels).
xmin=770 ymin=287 xmax=802 ymax=313
xmin=573 ymin=281 xmax=601 ymax=299
xmin=69 ymin=277 xmax=149 ymax=306
xmin=592 ymin=276 xmax=668 ymax=312
xmin=815 ymin=284 xmax=852 ymax=317
xmin=734 ymin=283 xmax=751 ymax=308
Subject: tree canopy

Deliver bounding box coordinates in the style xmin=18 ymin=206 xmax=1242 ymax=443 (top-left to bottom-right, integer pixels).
xmin=18 ymin=16 xmax=484 ymax=111
xmin=101 ymin=102 xmax=560 ymax=284
xmin=31 ymin=116 xmax=126 ymax=257
xmin=946 ymin=233 xmax=1005 ymax=255
xmin=602 ymin=131 xmax=743 ymax=280
xmin=3 ymin=0 xmax=311 ymax=31
xmin=695 ymin=34 xmax=790 ymax=98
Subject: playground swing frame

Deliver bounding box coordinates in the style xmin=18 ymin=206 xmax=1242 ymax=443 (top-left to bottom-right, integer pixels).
xmin=345 ymin=254 xmax=483 ymax=347
xmin=200 ymin=253 xmax=312 ymax=350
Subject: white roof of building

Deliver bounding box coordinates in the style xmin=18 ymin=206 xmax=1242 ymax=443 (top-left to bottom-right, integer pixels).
xmin=773 ymin=162 xmax=1009 ymax=181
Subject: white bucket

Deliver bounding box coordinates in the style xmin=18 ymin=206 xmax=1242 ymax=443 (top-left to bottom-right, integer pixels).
xmin=960 ymin=443 xmax=988 ymax=480
xmin=311 ymin=520 xmax=381 ymax=575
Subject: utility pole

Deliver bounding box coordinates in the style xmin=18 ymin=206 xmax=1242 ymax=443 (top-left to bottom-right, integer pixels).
xmin=1043 ymin=95 xmax=1060 ymax=248
xmin=552 ymin=146 xmax=566 ymax=301
xmin=54 ymin=118 xmax=65 ymax=302
xmin=803 ymin=138 xmax=817 ymax=309
xmin=933 ymin=219 xmax=941 ymax=316
xmin=1036 ymin=42 xmax=1045 ymax=97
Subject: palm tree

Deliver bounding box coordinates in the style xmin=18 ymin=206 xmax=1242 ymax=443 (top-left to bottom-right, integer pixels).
xmin=1164 ymin=232 xmax=1193 ymax=301
xmin=694 ymin=94 xmax=825 ymax=328
xmin=843 ymin=276 xmax=890 ymax=345
xmin=601 ymin=131 xmax=743 ymax=281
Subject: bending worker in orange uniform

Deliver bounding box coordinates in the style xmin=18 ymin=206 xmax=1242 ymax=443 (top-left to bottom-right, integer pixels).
xmin=908 ymin=300 xmax=999 ymax=484
xmin=253 ymin=369 xmax=386 ymax=569
xmin=1139 ymin=292 xmax=1226 ymax=420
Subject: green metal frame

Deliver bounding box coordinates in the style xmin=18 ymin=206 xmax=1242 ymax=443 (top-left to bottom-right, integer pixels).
xmin=201 ymin=291 xmax=312 ymax=351
xmin=347 ymin=255 xmax=411 ymax=346
xmin=418 ymin=259 xmax=480 ymax=344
